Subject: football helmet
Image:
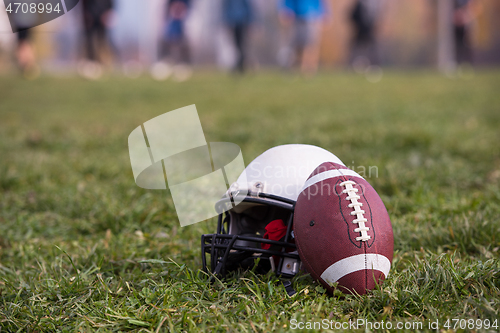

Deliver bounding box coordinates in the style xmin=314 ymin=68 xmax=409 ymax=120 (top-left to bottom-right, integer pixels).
xmin=201 ymin=144 xmax=345 ymax=278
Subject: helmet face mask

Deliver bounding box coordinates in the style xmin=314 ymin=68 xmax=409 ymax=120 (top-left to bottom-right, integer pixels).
xmin=201 ymin=193 xmax=300 ymax=278
xmin=201 ymin=144 xmax=345 ymax=280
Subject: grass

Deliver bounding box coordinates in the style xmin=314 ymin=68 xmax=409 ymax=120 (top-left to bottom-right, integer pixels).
xmin=0 ymin=70 xmax=499 ymax=332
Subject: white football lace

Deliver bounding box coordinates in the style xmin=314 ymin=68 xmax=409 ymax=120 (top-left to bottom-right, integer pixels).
xmin=340 ymin=180 xmax=371 ymax=242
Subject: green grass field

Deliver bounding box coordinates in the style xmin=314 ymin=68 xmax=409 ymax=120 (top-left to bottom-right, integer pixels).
xmin=1 ymin=71 xmax=499 ymax=332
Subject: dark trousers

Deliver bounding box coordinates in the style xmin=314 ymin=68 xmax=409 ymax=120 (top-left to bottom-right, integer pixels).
xmin=83 ymin=23 xmax=107 ymax=62
xmin=231 ymin=23 xmax=248 ymax=72
xmin=454 ymin=25 xmax=472 ymax=64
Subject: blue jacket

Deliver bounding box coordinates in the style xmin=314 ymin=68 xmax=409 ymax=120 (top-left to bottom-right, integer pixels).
xmin=280 ymin=0 xmax=326 ymax=20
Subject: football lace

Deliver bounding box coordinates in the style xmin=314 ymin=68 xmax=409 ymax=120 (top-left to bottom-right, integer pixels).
xmin=340 ymin=180 xmax=371 ymax=242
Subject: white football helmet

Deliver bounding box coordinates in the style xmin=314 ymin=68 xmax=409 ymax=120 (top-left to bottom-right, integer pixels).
xmin=202 ymin=144 xmax=345 ymax=278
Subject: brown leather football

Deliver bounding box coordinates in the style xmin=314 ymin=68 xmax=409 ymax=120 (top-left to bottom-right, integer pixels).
xmin=294 ymin=162 xmax=394 ymax=295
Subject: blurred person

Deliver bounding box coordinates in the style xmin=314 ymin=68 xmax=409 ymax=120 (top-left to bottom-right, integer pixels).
xmin=277 ymin=0 xmax=327 ymax=75
xmin=151 ymin=0 xmax=192 ymax=81
xmin=453 ymin=0 xmax=475 ymax=65
xmin=222 ymin=0 xmax=254 ymax=73
xmin=5 ymin=0 xmax=40 ymax=79
xmin=79 ymin=0 xmax=114 ymax=79
xmin=14 ymin=29 xmax=38 ymax=79
xmin=349 ymin=0 xmax=382 ymax=73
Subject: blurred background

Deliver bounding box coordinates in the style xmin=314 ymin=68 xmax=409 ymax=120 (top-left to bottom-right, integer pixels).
xmin=0 ymin=0 xmax=499 ymax=80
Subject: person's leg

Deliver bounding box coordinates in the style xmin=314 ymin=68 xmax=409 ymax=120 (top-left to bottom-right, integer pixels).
xmin=16 ymin=29 xmax=35 ymax=69
xmin=179 ymin=37 xmax=191 ymax=65
xmin=233 ymin=23 xmax=247 ymax=72
xmin=15 ymin=28 xmax=40 ymax=79
xmin=301 ymin=20 xmax=322 ymax=75
xmin=151 ymin=37 xmax=174 ymax=81
xmin=84 ymin=25 xmax=97 ymax=61
xmin=172 ymin=37 xmax=192 ymax=82
xmin=293 ymin=19 xmax=307 ymax=69
xmin=277 ymin=15 xmax=295 ymax=69
xmin=454 ymin=25 xmax=467 ymax=64
xmin=159 ymin=37 xmax=170 ymax=61
xmin=79 ymin=21 xmax=105 ymax=79
xmin=460 ymin=27 xmax=473 ymax=64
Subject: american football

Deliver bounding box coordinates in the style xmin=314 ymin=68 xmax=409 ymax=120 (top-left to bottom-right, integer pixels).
xmin=294 ymin=162 xmax=394 ymax=295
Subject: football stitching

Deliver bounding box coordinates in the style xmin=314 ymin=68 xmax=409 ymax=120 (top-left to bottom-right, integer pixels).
xmin=340 ymin=180 xmax=371 ymax=242
xmin=360 ymin=187 xmax=376 ymax=247
xmin=329 ymin=163 xmax=363 ymax=248
xmin=336 ymin=179 xmax=362 ymax=248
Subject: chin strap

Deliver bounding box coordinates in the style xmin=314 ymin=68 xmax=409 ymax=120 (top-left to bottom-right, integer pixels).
xmin=281 ymin=280 xmax=296 ymax=296
xmin=212 ymin=262 xmax=224 ymax=277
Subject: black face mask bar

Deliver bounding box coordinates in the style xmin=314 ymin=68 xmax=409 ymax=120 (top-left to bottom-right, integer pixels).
xmin=201 ymin=193 xmax=300 ymax=279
